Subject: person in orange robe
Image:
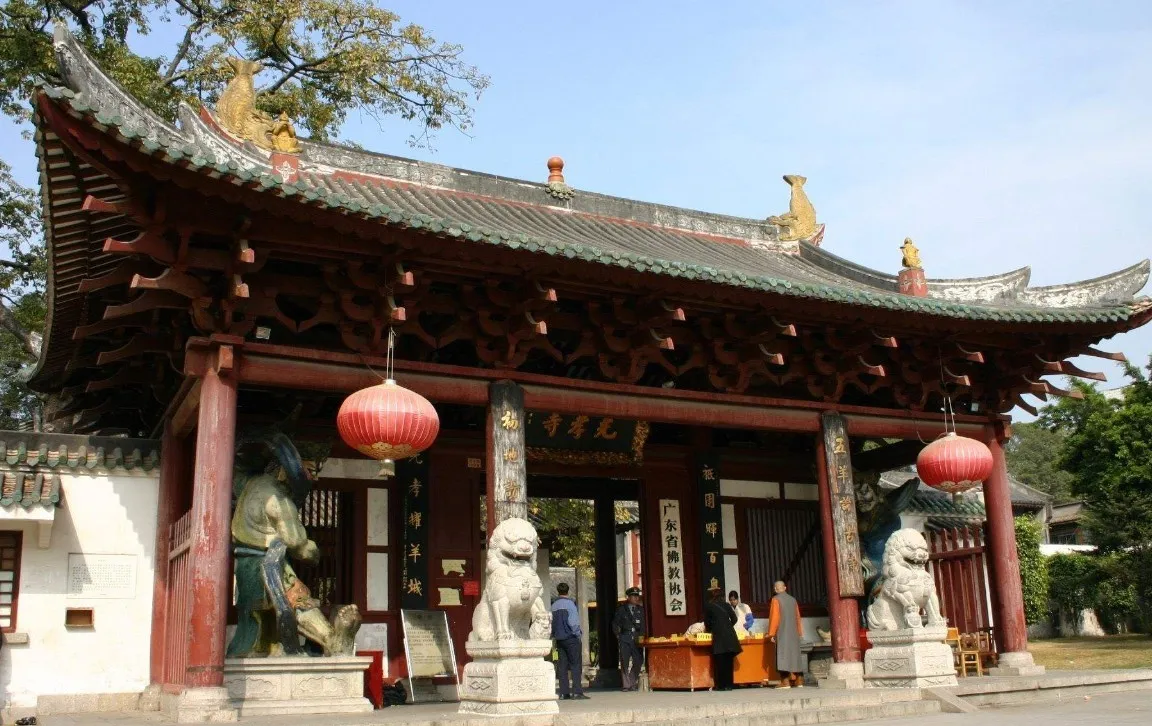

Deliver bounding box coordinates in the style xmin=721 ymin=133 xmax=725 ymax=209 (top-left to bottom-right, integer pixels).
xmin=767 ymin=580 xmax=805 ymax=688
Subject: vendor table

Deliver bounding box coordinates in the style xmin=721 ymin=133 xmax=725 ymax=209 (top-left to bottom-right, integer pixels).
xmin=642 ymin=635 xmax=781 ymax=690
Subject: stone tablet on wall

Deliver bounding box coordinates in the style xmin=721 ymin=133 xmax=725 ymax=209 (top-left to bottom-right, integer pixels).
xmin=401 ymin=609 xmax=458 ymax=679
xmin=67 ymin=554 xmax=137 ymax=599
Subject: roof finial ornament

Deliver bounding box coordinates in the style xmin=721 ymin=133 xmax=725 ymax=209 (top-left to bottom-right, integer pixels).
xmin=900 ymin=238 xmax=923 ymax=269
xmin=215 ymin=57 xmax=302 ymax=154
xmin=768 ymin=174 xmax=821 ymax=243
xmin=545 ymin=156 xmax=574 ymax=200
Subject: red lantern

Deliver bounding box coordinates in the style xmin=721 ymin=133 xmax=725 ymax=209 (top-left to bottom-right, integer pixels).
xmin=336 ymin=379 xmax=440 ymax=462
xmin=916 ymin=432 xmax=993 ymax=494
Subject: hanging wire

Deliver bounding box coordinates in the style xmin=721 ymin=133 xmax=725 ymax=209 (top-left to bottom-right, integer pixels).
xmin=385 ymin=327 xmax=396 ymax=382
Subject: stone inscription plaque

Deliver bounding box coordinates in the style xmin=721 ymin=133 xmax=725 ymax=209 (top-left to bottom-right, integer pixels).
xmin=401 ymin=609 xmax=457 ymax=679
xmin=67 ymin=554 xmax=137 ymax=599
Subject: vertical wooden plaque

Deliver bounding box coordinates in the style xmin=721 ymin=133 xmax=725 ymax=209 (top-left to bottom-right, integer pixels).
xmin=399 ymin=452 xmax=431 ymax=609
xmin=820 ymin=411 xmax=865 ymax=597
xmin=488 ymin=380 xmax=527 ymax=524
xmin=695 ymin=453 xmax=725 ymax=597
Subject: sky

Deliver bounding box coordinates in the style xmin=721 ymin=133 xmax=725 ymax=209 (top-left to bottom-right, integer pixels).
xmin=2 ymin=0 xmax=1150 ymax=415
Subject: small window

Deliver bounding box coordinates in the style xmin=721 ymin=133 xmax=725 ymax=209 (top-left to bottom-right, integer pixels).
xmin=0 ymin=531 xmax=21 ymax=632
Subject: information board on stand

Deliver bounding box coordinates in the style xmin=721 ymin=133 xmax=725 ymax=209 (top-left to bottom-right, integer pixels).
xmin=400 ymin=609 xmax=459 ymax=703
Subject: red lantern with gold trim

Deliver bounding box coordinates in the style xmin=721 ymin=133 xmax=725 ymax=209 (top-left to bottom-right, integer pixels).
xmin=336 ymin=378 xmax=440 ymax=462
xmin=916 ymin=432 xmax=993 ymax=494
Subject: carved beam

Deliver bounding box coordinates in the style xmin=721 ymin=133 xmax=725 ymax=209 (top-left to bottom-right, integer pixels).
xmin=102 ymin=290 xmax=191 ymax=320
xmin=78 ymin=261 xmax=157 ymax=293
xmin=1036 ymin=355 xmax=1107 ymax=382
xmin=82 ymin=195 xmax=126 ymax=215
xmin=73 ymin=311 xmax=157 ymax=340
xmin=1082 ymin=346 xmax=1127 ymax=362
xmin=131 ymin=269 xmax=209 ymax=299
xmin=96 ymin=335 xmax=172 ymax=366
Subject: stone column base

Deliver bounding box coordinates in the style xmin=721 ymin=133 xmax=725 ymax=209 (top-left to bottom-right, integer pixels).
xmin=988 ymin=650 xmax=1046 ymax=677
xmin=160 ymin=687 xmax=239 ymax=723
xmin=819 ymin=661 xmax=865 ymax=689
xmin=864 ymin=625 xmax=958 ymax=688
xmin=458 ymin=640 xmax=559 ymax=717
xmin=223 ymin=655 xmax=373 ymax=717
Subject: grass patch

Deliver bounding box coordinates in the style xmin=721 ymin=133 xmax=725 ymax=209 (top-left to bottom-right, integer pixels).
xmin=1029 ymin=635 xmax=1152 ymax=670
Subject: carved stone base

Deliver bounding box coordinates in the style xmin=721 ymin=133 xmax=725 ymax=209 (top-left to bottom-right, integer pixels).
xmin=223 ymin=656 xmax=373 ymax=716
xmin=458 ymin=639 xmax=559 ymax=717
xmin=161 ymin=687 xmax=239 ymax=723
xmin=864 ymin=626 xmax=958 ymax=688
xmin=819 ymin=661 xmax=865 ymax=689
xmin=988 ymin=650 xmax=1046 ymax=676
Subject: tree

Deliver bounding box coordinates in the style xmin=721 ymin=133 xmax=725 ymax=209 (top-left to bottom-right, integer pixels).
xmin=0 ymin=159 xmax=44 ymax=429
xmin=1056 ymin=359 xmax=1152 ymax=631
xmin=0 ymin=1 xmax=489 ymax=142
xmin=0 ymin=3 xmax=487 ymax=427
xmin=1004 ymin=421 xmax=1075 ymax=502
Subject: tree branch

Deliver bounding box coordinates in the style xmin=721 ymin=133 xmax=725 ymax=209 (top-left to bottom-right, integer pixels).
xmin=0 ymin=259 xmax=34 ymax=275
xmin=0 ymin=297 xmax=40 ymax=360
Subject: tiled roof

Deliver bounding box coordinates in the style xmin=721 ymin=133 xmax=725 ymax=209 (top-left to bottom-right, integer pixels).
xmin=34 ymin=28 xmax=1152 ymax=328
xmin=880 ymin=467 xmax=1051 ymax=522
xmin=0 ymin=431 xmax=160 ymax=508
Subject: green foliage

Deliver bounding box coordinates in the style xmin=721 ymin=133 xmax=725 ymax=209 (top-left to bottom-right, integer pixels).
xmin=1047 ymin=553 xmax=1098 ymax=618
xmin=0 ymin=158 xmax=45 ymax=429
xmin=1046 ymin=551 xmax=1146 ymax=633
xmin=1004 ymin=422 xmax=1075 ymax=503
xmin=1014 ymin=515 xmax=1049 ymax=625
xmin=0 ymin=1 xmax=490 ymax=142
xmin=529 ymin=498 xmax=595 ymax=574
xmin=1058 ymin=362 xmax=1152 ymax=555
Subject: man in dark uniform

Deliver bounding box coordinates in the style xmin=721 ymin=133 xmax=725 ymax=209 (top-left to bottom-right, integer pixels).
xmin=612 ymin=587 xmax=647 ymax=691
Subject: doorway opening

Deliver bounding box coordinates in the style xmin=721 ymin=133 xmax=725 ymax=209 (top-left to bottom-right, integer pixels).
xmin=528 ymin=477 xmax=642 ymax=689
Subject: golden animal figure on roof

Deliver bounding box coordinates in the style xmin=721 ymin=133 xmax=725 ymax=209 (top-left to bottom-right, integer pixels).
xmin=215 ymin=57 xmax=301 ymax=154
xmin=768 ymin=174 xmax=819 ymax=241
xmin=900 ymin=238 xmax=923 ymax=269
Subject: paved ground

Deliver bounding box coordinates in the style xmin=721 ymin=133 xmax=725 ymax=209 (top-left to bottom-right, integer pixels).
xmin=851 ymin=690 xmax=1150 ymax=725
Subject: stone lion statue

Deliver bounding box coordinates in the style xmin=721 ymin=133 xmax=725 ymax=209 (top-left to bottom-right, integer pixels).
xmin=866 ymin=528 xmax=946 ymax=631
xmin=469 ymin=517 xmax=551 ymax=641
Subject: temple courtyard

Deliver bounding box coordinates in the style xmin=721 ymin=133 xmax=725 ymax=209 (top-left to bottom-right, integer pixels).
xmin=32 ymin=669 xmax=1152 ymax=726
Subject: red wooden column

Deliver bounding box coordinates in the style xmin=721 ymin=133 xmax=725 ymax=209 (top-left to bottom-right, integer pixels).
xmin=814 ymin=435 xmax=865 ymax=687
xmin=982 ymin=430 xmax=1044 ymax=675
xmin=185 ymin=350 xmax=239 ymax=689
xmin=150 ymin=421 xmax=187 ymax=684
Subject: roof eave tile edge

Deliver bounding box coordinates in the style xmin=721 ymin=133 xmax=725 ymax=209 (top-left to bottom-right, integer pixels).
xmin=36 ymin=91 xmax=1151 ymax=327
xmin=0 ymin=433 xmax=161 ymax=475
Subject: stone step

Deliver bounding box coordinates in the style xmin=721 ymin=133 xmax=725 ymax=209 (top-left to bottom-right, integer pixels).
xmin=955 ymin=670 xmax=1152 ymax=708
xmin=623 ymin=698 xmax=941 ymax=726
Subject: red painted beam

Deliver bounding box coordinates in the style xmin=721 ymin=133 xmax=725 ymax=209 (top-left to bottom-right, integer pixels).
xmin=228 ymin=341 xmax=993 ymax=437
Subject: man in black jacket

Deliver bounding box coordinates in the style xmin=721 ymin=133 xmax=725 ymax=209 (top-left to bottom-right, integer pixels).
xmin=704 ymin=586 xmax=742 ymax=691
xmin=612 ymin=587 xmax=647 ymax=691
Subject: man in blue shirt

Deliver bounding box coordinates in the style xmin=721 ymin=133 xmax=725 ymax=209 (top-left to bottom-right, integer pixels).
xmin=550 ymin=583 xmax=589 ymax=700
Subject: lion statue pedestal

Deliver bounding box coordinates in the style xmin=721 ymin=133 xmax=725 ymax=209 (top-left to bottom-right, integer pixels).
xmin=863 ymin=529 xmax=958 ymax=689
xmin=458 ymin=517 xmax=558 ymax=717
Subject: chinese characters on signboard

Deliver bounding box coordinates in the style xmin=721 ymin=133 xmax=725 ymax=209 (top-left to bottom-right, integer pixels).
xmin=399 ymin=452 xmax=431 ymax=609
xmin=820 ymin=411 xmax=865 ymax=597
xmin=659 ymin=499 xmax=686 ymax=616
xmin=522 ymin=412 xmax=649 ymax=465
xmin=696 ymin=453 xmax=725 ymax=597
xmin=491 ymin=382 xmax=528 ymax=522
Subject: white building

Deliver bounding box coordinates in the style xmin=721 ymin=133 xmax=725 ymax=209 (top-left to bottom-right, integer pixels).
xmin=0 ymin=432 xmax=161 ymax=718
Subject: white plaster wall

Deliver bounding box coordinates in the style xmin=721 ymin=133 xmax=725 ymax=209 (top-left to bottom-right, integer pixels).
xmin=1 ymin=472 xmax=158 ymax=708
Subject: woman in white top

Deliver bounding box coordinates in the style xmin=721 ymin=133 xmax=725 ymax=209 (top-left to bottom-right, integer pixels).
xmin=729 ymin=591 xmax=754 ymax=636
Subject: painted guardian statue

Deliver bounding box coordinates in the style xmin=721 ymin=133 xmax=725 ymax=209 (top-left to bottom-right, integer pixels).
xmin=227 ymin=430 xmax=361 ymax=657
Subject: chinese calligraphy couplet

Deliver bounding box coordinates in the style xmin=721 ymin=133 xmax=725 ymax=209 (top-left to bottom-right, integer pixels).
xmin=819 ymin=411 xmax=865 ymax=597
xmin=489 ymin=380 xmax=527 ymax=525
xmin=400 ymin=452 xmax=432 ymax=609
xmin=659 ymin=499 xmax=687 ymax=616
xmin=696 ymin=452 xmax=725 ymax=598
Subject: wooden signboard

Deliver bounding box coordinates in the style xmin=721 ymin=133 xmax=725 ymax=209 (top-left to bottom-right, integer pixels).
xmin=400 ymin=609 xmax=459 ymax=702
xmin=489 ymin=380 xmax=528 ymax=523
xmin=820 ymin=412 xmax=865 ymax=597
xmin=659 ymin=499 xmax=687 ymax=616
xmin=523 ymin=412 xmax=650 ymax=465
xmin=399 ymin=453 xmax=431 ymax=609
xmin=695 ymin=453 xmax=725 ymax=596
